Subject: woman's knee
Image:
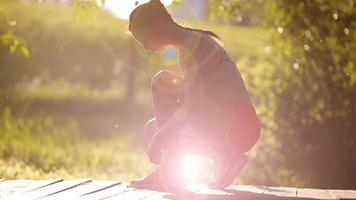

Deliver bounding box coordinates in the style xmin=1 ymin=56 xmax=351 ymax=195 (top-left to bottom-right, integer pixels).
xmin=151 ymin=70 xmax=183 ymax=93
xmin=151 ymin=70 xmax=170 ymax=89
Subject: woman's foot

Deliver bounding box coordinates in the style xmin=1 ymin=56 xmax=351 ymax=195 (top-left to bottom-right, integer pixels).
xmin=208 ymin=154 xmax=248 ymax=189
xmin=131 ymin=147 xmax=185 ymax=191
xmin=131 ymin=168 xmax=161 ymax=189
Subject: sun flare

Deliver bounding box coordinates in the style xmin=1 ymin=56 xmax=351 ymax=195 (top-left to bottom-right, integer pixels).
xmin=180 ymin=154 xmax=213 ymax=182
xmin=99 ymin=0 xmax=174 ymax=20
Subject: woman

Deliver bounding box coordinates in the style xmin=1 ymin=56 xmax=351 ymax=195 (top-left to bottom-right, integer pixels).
xmin=129 ymin=0 xmax=261 ymax=189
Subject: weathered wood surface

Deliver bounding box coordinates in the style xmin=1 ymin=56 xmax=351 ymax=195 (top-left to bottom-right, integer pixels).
xmin=0 ymin=179 xmax=355 ymax=200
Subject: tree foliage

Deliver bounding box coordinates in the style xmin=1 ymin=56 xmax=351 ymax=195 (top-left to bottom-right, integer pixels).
xmin=0 ymin=4 xmax=29 ymax=58
xmin=209 ymin=0 xmax=265 ymax=25
xmin=210 ymin=0 xmax=356 ymax=188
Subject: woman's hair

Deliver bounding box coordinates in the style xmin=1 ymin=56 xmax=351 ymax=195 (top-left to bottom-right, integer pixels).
xmin=129 ymin=0 xmax=220 ymax=41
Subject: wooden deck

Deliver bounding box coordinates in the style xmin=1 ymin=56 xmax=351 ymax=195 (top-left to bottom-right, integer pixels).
xmin=0 ymin=178 xmax=355 ymax=200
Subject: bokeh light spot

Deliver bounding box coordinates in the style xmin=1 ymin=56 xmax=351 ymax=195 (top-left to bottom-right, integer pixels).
xmin=277 ymin=27 xmax=284 ymax=34
xmin=333 ymin=12 xmax=338 ymax=20
xmin=344 ymin=28 xmax=350 ymax=35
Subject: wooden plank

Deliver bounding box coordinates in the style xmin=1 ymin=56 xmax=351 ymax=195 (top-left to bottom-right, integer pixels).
xmin=343 ymin=189 xmax=356 ymax=199
xmin=77 ymin=184 xmax=133 ymax=200
xmin=137 ymin=184 xmax=190 ymax=200
xmin=223 ymin=185 xmax=297 ymax=200
xmin=187 ymin=185 xmax=236 ymax=200
xmin=104 ymin=188 xmax=158 ymax=200
xmin=228 ymin=184 xmax=267 ymax=194
xmin=139 ymin=183 xmax=207 ymax=200
xmin=141 ymin=192 xmax=169 ymax=200
xmin=297 ymin=188 xmax=333 ymax=199
xmin=184 ymin=183 xmax=207 ymax=193
xmin=0 ymin=179 xmax=63 ymax=197
xmin=0 ymin=180 xmax=34 ymax=197
xmin=281 ymin=187 xmax=298 ymax=198
xmin=262 ymin=186 xmax=297 ymax=198
xmin=18 ymin=179 xmax=63 ymax=194
xmin=78 ymin=181 xmax=121 ymax=196
xmin=40 ymin=180 xmax=121 ymax=200
xmin=147 ymin=183 xmax=227 ymax=200
xmin=193 ymin=185 xmax=235 ymax=195
xmin=145 ymin=184 xmax=291 ymax=200
xmin=329 ymin=189 xmax=356 ymax=200
xmin=0 ymin=180 xmax=33 ymax=190
xmin=189 ymin=184 xmax=269 ymax=200
xmin=9 ymin=178 xmax=91 ymax=200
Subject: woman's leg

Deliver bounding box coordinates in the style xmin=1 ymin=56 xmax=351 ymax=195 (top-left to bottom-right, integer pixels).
xmin=229 ymin=101 xmax=261 ymax=157
xmin=131 ymin=70 xmax=184 ymax=188
xmin=151 ymin=70 xmax=184 ymax=127
xmin=209 ymin=101 xmax=261 ymax=188
xmin=145 ymin=70 xmax=184 ymax=164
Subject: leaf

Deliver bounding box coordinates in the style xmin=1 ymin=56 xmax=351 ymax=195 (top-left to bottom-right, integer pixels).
xmin=10 ymin=43 xmax=17 ymax=53
xmin=20 ymin=45 xmax=30 ymax=58
xmin=0 ymin=33 xmax=13 ymax=45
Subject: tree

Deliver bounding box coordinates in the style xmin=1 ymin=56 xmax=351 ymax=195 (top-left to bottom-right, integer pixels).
xmin=210 ymin=0 xmax=356 ymax=188
xmin=209 ymin=0 xmax=265 ymax=25
xmin=0 ymin=5 xmax=29 ymax=58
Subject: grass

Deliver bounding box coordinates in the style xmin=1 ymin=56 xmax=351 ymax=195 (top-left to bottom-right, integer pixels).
xmin=22 ymin=80 xmax=125 ymax=102
xmin=0 ymin=107 xmax=154 ymax=181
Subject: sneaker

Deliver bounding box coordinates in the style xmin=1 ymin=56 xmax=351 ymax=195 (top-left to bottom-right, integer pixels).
xmin=207 ymin=160 xmax=223 ymax=188
xmin=208 ymin=154 xmax=248 ymax=189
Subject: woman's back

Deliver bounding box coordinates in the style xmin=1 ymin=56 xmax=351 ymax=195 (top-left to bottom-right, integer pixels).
xmin=178 ymin=31 xmax=256 ymax=151
xmin=180 ymin=32 xmax=251 ymax=105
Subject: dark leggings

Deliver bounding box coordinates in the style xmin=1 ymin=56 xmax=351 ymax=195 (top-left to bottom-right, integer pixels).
xmin=144 ymin=70 xmax=185 ymax=164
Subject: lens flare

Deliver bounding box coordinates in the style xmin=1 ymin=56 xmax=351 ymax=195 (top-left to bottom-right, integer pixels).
xmin=181 ymin=154 xmax=202 ymax=181
xmin=160 ymin=46 xmax=178 ymax=66
xmin=180 ymin=154 xmax=213 ymax=182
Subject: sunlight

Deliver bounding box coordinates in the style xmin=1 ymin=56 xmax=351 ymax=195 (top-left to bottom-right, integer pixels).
xmin=180 ymin=154 xmax=211 ymax=182
xmin=99 ymin=0 xmax=174 ymax=20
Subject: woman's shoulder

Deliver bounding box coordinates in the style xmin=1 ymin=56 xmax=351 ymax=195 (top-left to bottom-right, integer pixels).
xmin=181 ymin=31 xmax=223 ymax=72
xmin=182 ymin=31 xmax=222 ymax=54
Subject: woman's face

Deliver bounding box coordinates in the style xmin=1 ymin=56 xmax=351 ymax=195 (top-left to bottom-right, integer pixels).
xmin=132 ymin=28 xmax=167 ymax=53
xmin=131 ymin=20 xmax=167 ymax=52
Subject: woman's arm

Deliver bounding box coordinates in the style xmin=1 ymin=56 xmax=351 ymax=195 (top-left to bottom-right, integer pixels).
xmin=146 ymin=115 xmax=182 ymax=164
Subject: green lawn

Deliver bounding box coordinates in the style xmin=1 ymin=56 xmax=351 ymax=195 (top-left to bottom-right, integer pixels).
xmin=0 ymin=107 xmax=154 ymax=181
